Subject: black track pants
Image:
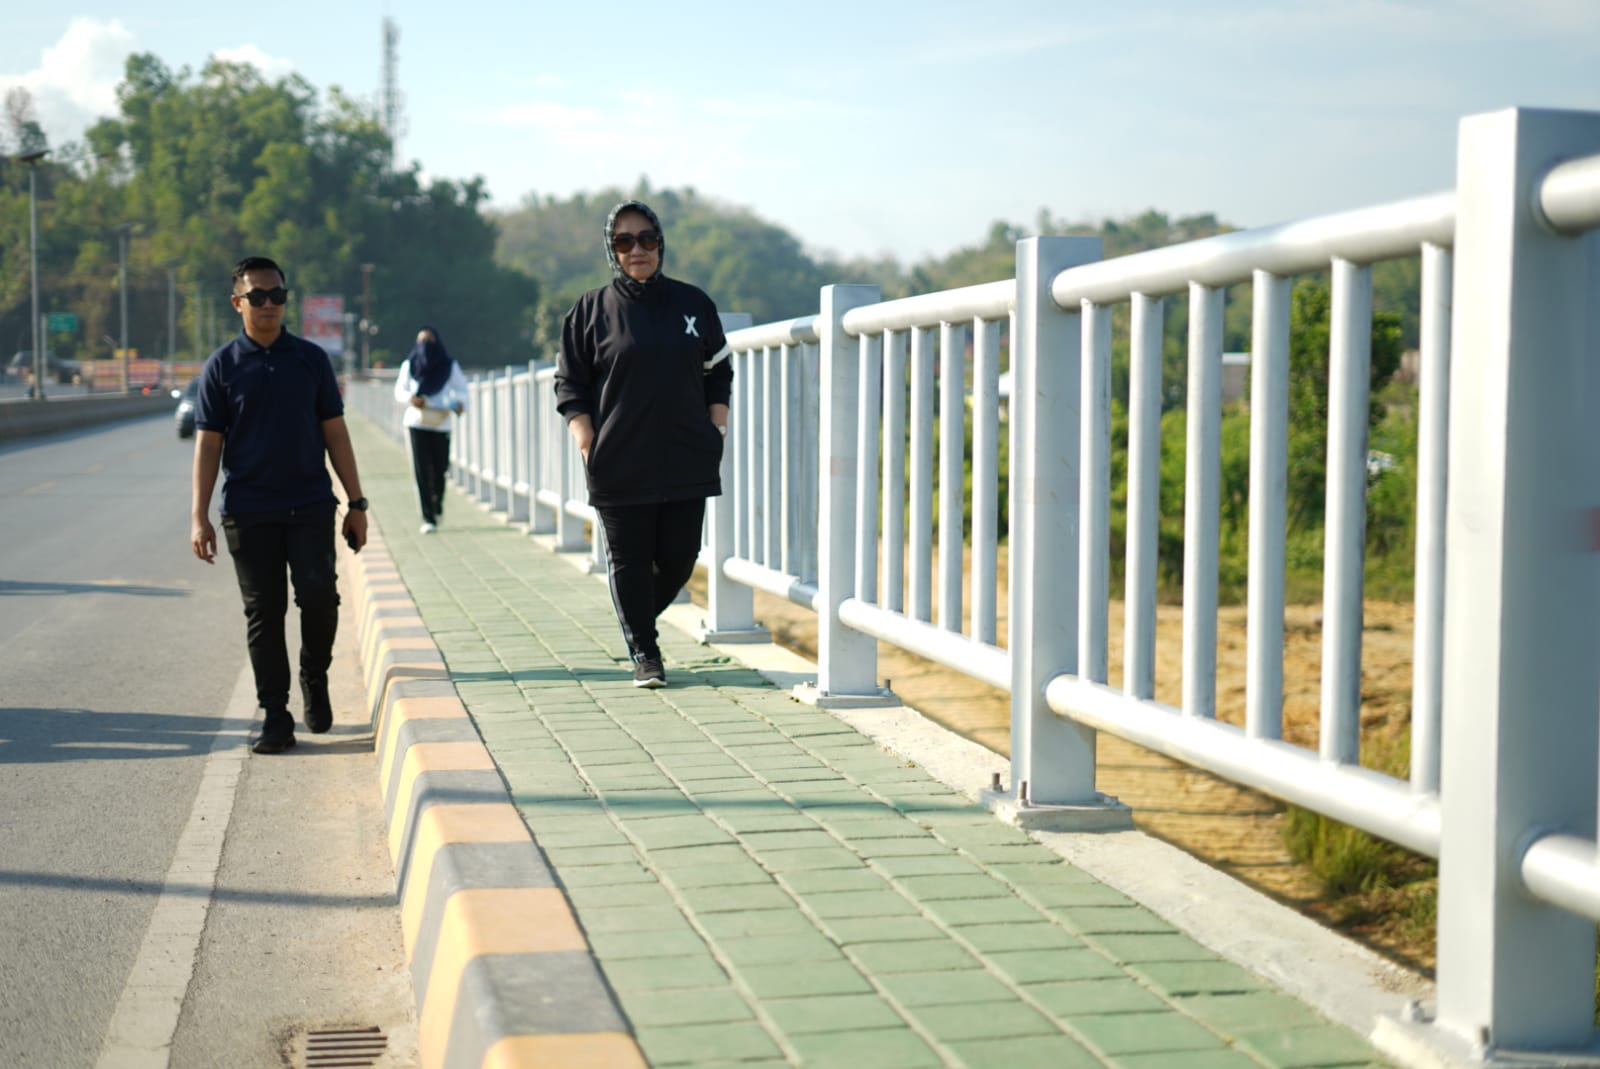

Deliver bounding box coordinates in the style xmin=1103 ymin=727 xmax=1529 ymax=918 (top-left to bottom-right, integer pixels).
xmin=222 ymin=503 xmax=340 ymax=713
xmin=595 ymin=499 xmax=706 ymax=661
xmin=408 ymin=427 xmax=451 ymax=524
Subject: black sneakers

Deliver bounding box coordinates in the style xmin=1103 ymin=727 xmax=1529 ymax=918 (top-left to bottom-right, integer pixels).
xmin=632 ymin=656 xmax=667 ymax=689
xmin=251 ymin=710 xmax=297 ymax=755
xmin=300 ymin=669 xmax=333 ymax=734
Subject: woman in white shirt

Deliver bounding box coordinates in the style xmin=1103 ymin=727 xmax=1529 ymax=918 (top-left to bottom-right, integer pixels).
xmin=393 ymin=325 xmax=469 ymax=533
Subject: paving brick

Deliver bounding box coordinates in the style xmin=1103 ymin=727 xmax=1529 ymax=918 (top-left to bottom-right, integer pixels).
xmin=736 ymin=960 xmax=876 ymax=1004
xmin=1090 ymin=932 xmax=1224 ymax=963
xmin=699 ymin=909 xmax=820 ymax=938
xmin=986 ymin=948 xmax=1125 ymax=984
xmin=1055 ymin=906 xmax=1176 ymax=935
xmin=1175 ymin=992 xmax=1332 ymax=1036
xmin=619 ymin=986 xmax=755 ymax=1027
xmin=677 ymin=882 xmax=796 ymax=914
xmin=539 ymin=843 xmax=639 ymax=868
xmin=911 ymin=1000 xmax=1059 ymax=1042
xmin=780 ymin=868 xmax=893 ymax=895
xmin=801 ymin=890 xmax=921 ymax=919
xmin=633 ymin=1021 xmax=782 ymax=1065
xmin=1231 ymin=1025 xmax=1387 ymax=1068
xmin=854 ymin=837 xmax=960 ymax=858
xmin=1028 ymin=978 xmax=1171 ymax=1017
xmin=587 ymin=928 xmax=709 ymax=960
xmin=954 ymin=923 xmax=1084 ymax=952
xmin=619 ymin=814 xmax=735 ymax=850
xmin=766 ymin=993 xmax=904 ymax=1034
xmin=923 ymin=897 xmax=1052 ymax=927
xmin=1107 ymin=1051 xmax=1263 ymax=1069
xmin=603 ymin=954 xmax=730 ymax=992
xmin=660 ymin=861 xmax=776 ymax=889
xmin=740 ymin=829 xmax=841 ymax=853
xmin=848 ymin=940 xmax=982 ymax=975
xmin=872 ymin=855 xmax=991 ymax=879
xmin=948 ymin=1034 xmax=1104 ymax=1068
xmin=826 ymin=917 xmax=947 ymax=945
xmin=576 ymin=905 xmax=693 ymax=934
xmin=1070 ymin=1010 xmax=1228 ymax=1055
xmin=564 ymin=881 xmax=678 ymax=909
xmin=785 ymin=1028 xmax=942 ymax=1069
xmin=890 ymin=873 xmax=1013 ymax=901
xmin=650 ymin=844 xmax=753 ymax=869
xmin=878 ymin=969 xmax=1015 ymax=1006
xmin=1128 ymin=960 xmax=1270 ymax=997
xmin=758 ymin=847 xmax=866 ymax=872
xmin=718 ymin=932 xmax=848 ymax=968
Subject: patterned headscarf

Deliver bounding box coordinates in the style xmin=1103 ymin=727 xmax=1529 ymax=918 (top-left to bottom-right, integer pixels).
xmin=604 ymin=200 xmax=665 ymax=298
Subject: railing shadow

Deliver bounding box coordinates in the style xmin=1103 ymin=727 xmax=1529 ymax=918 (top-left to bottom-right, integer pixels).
xmin=0 ymin=707 xmax=252 ymax=764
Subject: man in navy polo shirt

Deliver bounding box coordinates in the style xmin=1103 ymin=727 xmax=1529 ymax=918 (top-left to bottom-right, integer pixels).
xmin=189 ymin=256 xmax=370 ymax=754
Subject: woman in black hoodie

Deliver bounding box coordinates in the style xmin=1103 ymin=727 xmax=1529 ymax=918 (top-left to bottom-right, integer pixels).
xmin=554 ymin=200 xmax=734 ymax=688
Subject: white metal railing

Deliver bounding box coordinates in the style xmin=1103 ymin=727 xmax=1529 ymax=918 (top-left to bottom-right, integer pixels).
xmin=342 ymin=107 xmax=1600 ymax=1064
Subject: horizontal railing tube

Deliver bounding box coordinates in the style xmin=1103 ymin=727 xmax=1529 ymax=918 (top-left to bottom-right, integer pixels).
xmin=1052 ymin=192 xmax=1456 ymax=305
xmin=1046 ymin=674 xmax=1442 ymax=858
xmin=722 ymin=557 xmax=820 ymax=612
xmin=1520 ymin=833 xmax=1600 ymax=922
xmin=839 ymin=598 xmax=1010 ymax=692
xmin=840 ymin=280 xmax=1014 ymax=336
xmin=1537 ymin=151 xmax=1600 ymax=235
xmin=727 ymin=316 xmax=819 ymax=351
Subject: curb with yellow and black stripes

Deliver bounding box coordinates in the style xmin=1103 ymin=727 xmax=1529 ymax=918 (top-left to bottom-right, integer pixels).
xmin=348 ymin=519 xmax=649 ymax=1069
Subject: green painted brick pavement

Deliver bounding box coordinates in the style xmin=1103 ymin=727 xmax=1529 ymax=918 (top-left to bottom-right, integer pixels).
xmin=348 ymin=415 xmax=1393 ymax=1069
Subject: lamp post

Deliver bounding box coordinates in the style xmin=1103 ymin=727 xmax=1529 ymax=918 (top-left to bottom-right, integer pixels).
xmin=162 ymin=258 xmax=180 ymax=388
xmin=360 ymin=262 xmax=374 ymax=373
xmin=18 ymin=148 xmax=48 ymax=398
xmin=111 ymin=223 xmax=136 ymax=392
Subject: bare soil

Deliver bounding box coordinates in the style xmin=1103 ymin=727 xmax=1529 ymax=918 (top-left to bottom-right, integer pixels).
xmin=687 ymin=558 xmax=1431 ymax=975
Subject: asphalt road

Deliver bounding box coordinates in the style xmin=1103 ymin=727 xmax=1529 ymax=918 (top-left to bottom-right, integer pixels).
xmin=0 ymin=414 xmax=417 ymax=1067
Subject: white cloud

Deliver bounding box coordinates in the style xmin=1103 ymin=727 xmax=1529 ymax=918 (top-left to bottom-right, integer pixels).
xmin=210 ymin=44 xmax=297 ymax=82
xmin=0 ymin=17 xmax=135 ymax=147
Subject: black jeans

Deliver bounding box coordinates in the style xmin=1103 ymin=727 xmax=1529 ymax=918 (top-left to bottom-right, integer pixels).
xmin=223 ymin=503 xmax=340 ymax=713
xmin=408 ymin=427 xmax=451 ymax=524
xmin=596 ymin=499 xmax=706 ymax=661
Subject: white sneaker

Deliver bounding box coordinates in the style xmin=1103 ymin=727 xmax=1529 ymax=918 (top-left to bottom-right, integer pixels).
xmin=420 ymin=522 xmax=436 ymax=534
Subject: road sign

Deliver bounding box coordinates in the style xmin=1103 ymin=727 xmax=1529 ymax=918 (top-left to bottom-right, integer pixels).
xmin=302 ymin=295 xmax=345 ymax=355
xmin=47 ymin=313 xmax=78 ymax=333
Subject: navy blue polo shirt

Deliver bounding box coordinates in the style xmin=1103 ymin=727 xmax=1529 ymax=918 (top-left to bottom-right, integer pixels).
xmin=193 ymin=329 xmax=344 ymax=516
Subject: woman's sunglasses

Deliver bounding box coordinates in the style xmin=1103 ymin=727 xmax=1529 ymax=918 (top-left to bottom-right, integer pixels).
xmin=612 ymin=231 xmax=661 ymax=254
xmin=237 ymin=286 xmax=289 ymax=307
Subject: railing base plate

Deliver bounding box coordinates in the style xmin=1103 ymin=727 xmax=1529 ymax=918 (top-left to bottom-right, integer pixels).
xmin=694 ymin=625 xmax=773 ymax=645
xmin=981 ymin=789 xmax=1134 ymax=833
xmin=790 ymin=681 xmax=900 ymax=710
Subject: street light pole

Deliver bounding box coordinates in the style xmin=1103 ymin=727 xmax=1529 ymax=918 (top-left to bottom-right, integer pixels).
xmin=19 ymin=148 xmax=48 ymax=399
xmin=360 ymin=262 xmax=374 ymax=374
xmin=115 ymin=225 xmax=132 ymax=392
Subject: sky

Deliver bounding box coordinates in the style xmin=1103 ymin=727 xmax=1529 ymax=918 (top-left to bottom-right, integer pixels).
xmin=4 ymin=1 xmax=1599 ymax=265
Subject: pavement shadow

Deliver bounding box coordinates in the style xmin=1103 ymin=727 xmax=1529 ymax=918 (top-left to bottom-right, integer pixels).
xmin=0 ymin=707 xmax=251 ymax=764
xmin=0 ymin=578 xmax=190 ymax=597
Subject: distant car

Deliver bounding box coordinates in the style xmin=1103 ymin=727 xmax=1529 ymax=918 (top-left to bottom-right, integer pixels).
xmin=174 ymin=378 xmax=199 ymax=438
xmin=9 ymin=351 xmax=83 ymax=385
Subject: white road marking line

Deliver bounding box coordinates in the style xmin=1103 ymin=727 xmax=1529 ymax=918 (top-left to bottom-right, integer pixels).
xmin=94 ymin=663 xmax=254 ymax=1069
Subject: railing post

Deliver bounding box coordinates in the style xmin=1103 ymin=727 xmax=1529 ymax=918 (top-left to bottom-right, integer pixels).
xmin=527 ymin=360 xmax=555 ymax=534
xmin=508 ymin=367 xmax=529 ymax=523
xmin=802 ymin=283 xmax=894 ymax=707
xmin=1423 ymin=107 xmax=1600 ymax=1061
xmin=699 ymin=313 xmax=768 ymax=643
xmin=998 ymin=235 xmax=1110 ymax=819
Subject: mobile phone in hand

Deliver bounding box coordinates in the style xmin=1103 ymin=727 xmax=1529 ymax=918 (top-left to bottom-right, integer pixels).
xmin=345 ymin=529 xmax=360 ymax=553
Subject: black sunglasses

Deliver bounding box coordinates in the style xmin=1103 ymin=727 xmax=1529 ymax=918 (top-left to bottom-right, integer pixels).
xmin=237 ymin=286 xmax=289 ymax=307
xmin=612 ymin=230 xmax=661 ymax=254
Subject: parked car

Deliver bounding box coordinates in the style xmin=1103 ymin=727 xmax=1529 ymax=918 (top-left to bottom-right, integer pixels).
xmin=9 ymin=351 xmax=84 ymax=385
xmin=173 ymin=378 xmax=199 ymax=438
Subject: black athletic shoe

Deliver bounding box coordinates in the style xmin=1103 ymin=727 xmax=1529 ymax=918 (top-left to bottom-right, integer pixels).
xmin=299 ymin=670 xmax=333 ymax=734
xmin=251 ymin=711 xmax=297 ymax=755
xmin=632 ymin=657 xmax=667 ymax=689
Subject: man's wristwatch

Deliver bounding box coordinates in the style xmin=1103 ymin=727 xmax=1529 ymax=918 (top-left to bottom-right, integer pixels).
xmin=347 ymin=497 xmax=369 ymax=511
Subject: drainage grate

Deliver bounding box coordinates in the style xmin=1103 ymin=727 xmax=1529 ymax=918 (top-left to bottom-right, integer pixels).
xmin=303 ymin=1025 xmax=388 ymax=1068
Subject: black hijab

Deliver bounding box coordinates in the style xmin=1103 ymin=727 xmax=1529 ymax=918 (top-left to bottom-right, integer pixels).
xmin=407 ymin=325 xmax=455 ymax=396
xmin=605 ymin=200 xmax=665 ymax=299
